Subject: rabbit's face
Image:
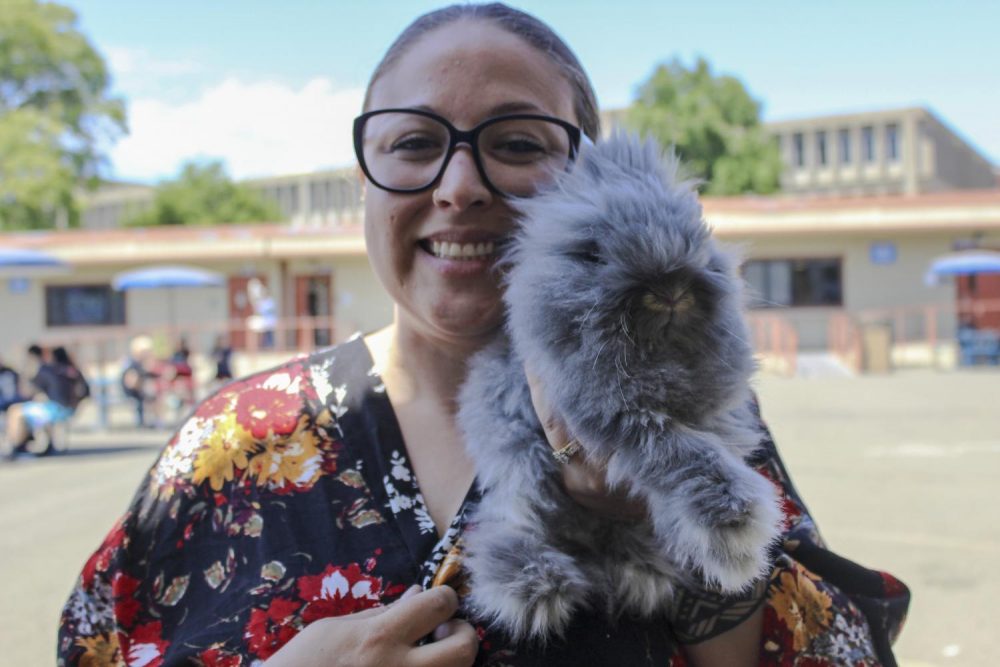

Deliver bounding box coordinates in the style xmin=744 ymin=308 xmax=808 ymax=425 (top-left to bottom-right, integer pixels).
xmin=507 ymin=138 xmax=754 ymax=422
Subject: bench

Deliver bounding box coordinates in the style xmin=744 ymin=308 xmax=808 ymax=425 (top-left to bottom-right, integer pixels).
xmin=958 ymin=328 xmax=1000 ymax=366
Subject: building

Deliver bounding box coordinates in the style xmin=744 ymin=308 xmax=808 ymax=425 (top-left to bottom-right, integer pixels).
xmin=243 ymin=167 xmax=363 ymax=228
xmin=766 ymin=107 xmax=996 ymax=197
xmin=4 ymin=189 xmax=999 ymax=375
xmin=78 ymin=167 xmax=363 ymax=230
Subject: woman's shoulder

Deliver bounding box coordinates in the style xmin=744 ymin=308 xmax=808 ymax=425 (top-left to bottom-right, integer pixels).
xmin=146 ymin=338 xmax=373 ymax=500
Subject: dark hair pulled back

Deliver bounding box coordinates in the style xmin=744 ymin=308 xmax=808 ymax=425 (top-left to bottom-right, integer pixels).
xmin=363 ymin=3 xmax=601 ymax=141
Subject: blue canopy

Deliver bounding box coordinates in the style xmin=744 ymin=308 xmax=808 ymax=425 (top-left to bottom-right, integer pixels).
xmin=924 ymin=250 xmax=1000 ymax=286
xmin=112 ymin=265 xmax=224 ymax=290
xmin=0 ymin=247 xmax=66 ymax=268
xmin=927 ymin=250 xmax=1000 ymax=277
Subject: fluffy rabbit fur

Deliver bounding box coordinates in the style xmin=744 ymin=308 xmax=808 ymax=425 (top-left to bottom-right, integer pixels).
xmin=456 ymin=133 xmax=783 ymax=641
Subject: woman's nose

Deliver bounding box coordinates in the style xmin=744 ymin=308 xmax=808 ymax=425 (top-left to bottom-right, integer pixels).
xmin=432 ymin=146 xmax=493 ymax=211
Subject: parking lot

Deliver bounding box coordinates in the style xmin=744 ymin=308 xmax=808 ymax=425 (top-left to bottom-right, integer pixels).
xmin=1 ymin=367 xmax=997 ymax=665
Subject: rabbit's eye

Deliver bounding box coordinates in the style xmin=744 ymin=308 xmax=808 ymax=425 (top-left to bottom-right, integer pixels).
xmin=564 ymin=241 xmax=602 ymax=264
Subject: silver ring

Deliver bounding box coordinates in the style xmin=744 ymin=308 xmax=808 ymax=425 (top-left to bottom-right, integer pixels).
xmin=552 ymin=438 xmax=582 ymax=464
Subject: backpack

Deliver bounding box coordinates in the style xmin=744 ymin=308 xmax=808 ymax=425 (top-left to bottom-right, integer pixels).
xmin=67 ymin=367 xmax=90 ymax=410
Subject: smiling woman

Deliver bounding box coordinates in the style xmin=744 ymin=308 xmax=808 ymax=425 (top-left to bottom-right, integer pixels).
xmin=57 ymin=4 xmax=908 ymax=667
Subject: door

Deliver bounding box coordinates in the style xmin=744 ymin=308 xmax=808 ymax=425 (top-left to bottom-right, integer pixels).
xmin=295 ymin=275 xmax=333 ymax=348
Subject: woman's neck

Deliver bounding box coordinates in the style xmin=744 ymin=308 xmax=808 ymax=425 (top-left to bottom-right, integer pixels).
xmin=365 ymin=317 xmax=493 ymax=413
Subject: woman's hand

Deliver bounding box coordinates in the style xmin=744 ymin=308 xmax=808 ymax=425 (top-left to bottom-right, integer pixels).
xmin=263 ymin=586 xmax=478 ymax=667
xmin=525 ymin=369 xmax=647 ymax=521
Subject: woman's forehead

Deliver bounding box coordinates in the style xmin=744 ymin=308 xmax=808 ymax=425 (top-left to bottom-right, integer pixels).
xmin=367 ymin=20 xmax=576 ymax=126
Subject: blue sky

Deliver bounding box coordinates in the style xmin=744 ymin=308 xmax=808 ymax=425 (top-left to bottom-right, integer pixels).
xmin=68 ymin=0 xmax=1000 ymax=182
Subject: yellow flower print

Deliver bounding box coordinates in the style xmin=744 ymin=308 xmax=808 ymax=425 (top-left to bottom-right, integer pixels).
xmin=75 ymin=632 xmax=122 ymax=667
xmin=246 ymin=415 xmax=324 ymax=490
xmin=193 ymin=413 xmax=252 ymax=491
xmin=771 ymin=566 xmax=833 ymax=651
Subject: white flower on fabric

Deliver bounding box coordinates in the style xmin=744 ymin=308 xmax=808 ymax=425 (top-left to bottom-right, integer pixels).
xmin=384 ymin=479 xmax=414 ymax=513
xmin=155 ymin=417 xmax=212 ymax=483
xmin=321 ymin=570 xmax=350 ymax=599
xmin=311 ymin=364 xmax=334 ymax=404
xmin=262 ymin=372 xmax=293 ymax=392
xmin=352 ymin=580 xmax=373 ymax=599
xmin=389 ymin=450 xmax=411 ymax=482
xmin=65 ymin=580 xmax=114 ymax=636
xmin=413 ymin=502 xmax=437 ymax=535
xmin=127 ymin=643 xmax=162 ymax=667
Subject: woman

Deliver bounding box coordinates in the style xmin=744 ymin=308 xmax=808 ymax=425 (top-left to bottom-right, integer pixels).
xmin=5 ymin=346 xmax=88 ymax=457
xmin=57 ymin=5 xmax=908 ymax=666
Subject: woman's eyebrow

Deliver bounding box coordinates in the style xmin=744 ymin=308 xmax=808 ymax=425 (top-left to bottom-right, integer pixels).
xmin=487 ymin=101 xmax=545 ymax=116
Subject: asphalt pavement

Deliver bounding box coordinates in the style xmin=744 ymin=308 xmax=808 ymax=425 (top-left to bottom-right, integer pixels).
xmin=1 ymin=367 xmax=997 ymax=666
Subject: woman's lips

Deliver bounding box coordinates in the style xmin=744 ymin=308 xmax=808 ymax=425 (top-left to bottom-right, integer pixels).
xmin=417 ymin=237 xmax=503 ymax=277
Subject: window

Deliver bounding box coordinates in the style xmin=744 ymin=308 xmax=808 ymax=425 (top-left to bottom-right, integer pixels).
xmin=743 ymin=258 xmax=842 ymax=308
xmin=838 ymin=128 xmax=852 ymax=164
xmin=816 ymin=131 xmax=828 ymax=166
xmin=885 ymin=123 xmax=899 ymax=162
xmin=45 ymin=284 xmax=126 ymax=326
xmin=792 ymin=132 xmax=805 ymax=167
xmin=861 ymin=126 xmax=875 ymax=163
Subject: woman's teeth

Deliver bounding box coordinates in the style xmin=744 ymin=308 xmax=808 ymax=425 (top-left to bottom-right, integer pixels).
xmin=429 ymin=240 xmax=495 ymax=260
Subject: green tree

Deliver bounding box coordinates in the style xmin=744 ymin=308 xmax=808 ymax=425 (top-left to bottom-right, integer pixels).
xmin=626 ymin=57 xmax=781 ymax=195
xmin=0 ymin=0 xmax=127 ymax=229
xmin=127 ymin=160 xmax=283 ymax=227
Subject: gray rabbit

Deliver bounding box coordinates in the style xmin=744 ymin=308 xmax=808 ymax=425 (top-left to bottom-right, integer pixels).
xmin=456 ymin=133 xmax=783 ymax=641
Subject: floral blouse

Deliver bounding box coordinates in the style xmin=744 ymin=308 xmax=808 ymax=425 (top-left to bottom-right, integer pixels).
xmin=58 ymin=336 xmax=909 ymax=666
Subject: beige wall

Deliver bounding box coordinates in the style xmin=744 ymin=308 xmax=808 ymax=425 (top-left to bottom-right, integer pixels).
xmin=0 ymin=256 xmax=393 ymax=364
xmin=729 ymin=229 xmax=999 ymax=348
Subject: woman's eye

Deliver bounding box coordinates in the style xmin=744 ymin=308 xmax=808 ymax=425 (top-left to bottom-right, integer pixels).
xmin=388 ymin=135 xmax=443 ymax=157
xmin=491 ymin=136 xmax=548 ymax=161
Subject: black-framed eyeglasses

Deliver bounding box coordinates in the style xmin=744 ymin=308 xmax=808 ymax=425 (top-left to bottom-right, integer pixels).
xmin=353 ymin=108 xmax=583 ymax=198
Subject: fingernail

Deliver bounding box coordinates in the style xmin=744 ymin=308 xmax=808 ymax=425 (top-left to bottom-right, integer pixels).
xmin=401 ymin=585 xmax=421 ymax=600
xmin=433 ymin=623 xmax=453 ymax=641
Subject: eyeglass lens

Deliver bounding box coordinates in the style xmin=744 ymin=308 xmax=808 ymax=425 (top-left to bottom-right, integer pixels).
xmin=360 ymin=112 xmax=574 ymax=196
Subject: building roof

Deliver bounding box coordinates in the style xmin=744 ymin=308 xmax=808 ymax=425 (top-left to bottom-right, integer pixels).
xmin=0 ymin=224 xmax=366 ymax=265
xmin=702 ymin=189 xmax=1000 ymax=236
xmin=3 ymin=188 xmax=1000 ymax=264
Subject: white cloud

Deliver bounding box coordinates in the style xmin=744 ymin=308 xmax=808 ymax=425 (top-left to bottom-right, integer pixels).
xmin=104 ymin=45 xmax=201 ymax=78
xmin=110 ymin=77 xmax=364 ymax=181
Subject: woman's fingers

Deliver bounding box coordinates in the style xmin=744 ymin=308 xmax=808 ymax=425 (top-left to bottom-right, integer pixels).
xmin=524 ymin=367 xmax=568 ymax=451
xmin=410 ymin=619 xmax=479 ymax=667
xmin=380 ymin=586 xmax=461 ymax=644
xmin=525 ymin=364 xmax=647 ymax=521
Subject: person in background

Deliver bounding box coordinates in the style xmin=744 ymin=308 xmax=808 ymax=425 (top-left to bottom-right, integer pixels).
xmin=121 ymin=336 xmax=157 ymax=428
xmin=246 ymin=278 xmax=278 ymax=349
xmin=211 ymin=334 xmax=234 ymax=386
xmin=0 ymin=356 xmax=25 ymax=413
xmin=166 ymin=336 xmax=196 ymax=409
xmin=4 ymin=346 xmax=88 ymax=457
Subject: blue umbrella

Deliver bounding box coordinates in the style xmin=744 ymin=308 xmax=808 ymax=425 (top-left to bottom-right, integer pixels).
xmin=112 ymin=265 xmax=225 ymax=326
xmin=0 ymin=247 xmax=68 ymax=275
xmin=112 ymin=265 xmax=224 ymax=290
xmin=925 ymin=250 xmax=1000 ymax=286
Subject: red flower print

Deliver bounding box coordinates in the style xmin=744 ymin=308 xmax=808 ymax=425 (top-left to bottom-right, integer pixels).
xmin=234 ymin=387 xmax=302 ymax=440
xmin=296 ymin=563 xmax=384 ymax=623
xmin=198 ymin=646 xmax=243 ymax=667
xmin=120 ymin=621 xmax=170 ymax=667
xmin=113 ymin=573 xmax=142 ymax=629
xmin=759 ymin=605 xmax=796 ymax=667
xmin=81 ymin=517 xmax=127 ymax=587
xmin=244 ymin=596 xmax=301 ymax=660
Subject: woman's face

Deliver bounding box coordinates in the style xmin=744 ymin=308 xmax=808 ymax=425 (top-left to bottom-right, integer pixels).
xmin=363 ymin=20 xmax=577 ymax=345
